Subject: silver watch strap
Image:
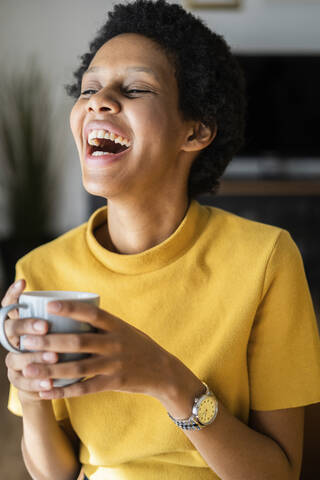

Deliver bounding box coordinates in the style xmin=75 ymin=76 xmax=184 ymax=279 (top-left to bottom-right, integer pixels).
xmin=167 ymin=411 xmax=201 ymax=430
xmin=167 ymin=381 xmax=210 ymax=431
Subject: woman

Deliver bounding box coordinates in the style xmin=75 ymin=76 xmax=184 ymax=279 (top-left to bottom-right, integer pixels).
xmin=2 ymin=1 xmax=320 ymax=479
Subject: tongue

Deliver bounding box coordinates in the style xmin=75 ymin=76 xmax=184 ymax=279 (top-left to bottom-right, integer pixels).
xmin=93 ymin=138 xmax=128 ymax=154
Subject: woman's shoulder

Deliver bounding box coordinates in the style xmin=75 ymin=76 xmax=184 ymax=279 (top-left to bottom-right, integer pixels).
xmin=204 ymin=203 xmax=284 ymax=243
xmin=200 ymin=203 xmax=298 ymax=268
xmin=205 ymin=203 xmax=282 ymax=234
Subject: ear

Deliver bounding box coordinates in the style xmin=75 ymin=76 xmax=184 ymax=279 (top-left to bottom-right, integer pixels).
xmin=182 ymin=121 xmax=217 ymax=153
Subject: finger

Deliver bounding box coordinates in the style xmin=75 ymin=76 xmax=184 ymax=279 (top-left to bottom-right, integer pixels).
xmin=46 ymin=300 xmax=121 ymax=331
xmin=5 ymin=317 xmax=49 ymax=338
xmin=1 ymin=279 xmax=26 ymax=318
xmin=5 ymin=351 xmax=58 ymax=371
xmin=22 ymin=332 xmax=114 ymax=354
xmin=39 ymin=374 xmax=112 ymax=399
xmin=22 ymin=354 xmax=119 ymax=380
xmin=8 ymin=368 xmax=53 ymax=392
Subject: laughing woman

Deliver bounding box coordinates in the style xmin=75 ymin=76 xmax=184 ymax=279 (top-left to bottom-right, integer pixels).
xmin=2 ymin=1 xmax=320 ymax=479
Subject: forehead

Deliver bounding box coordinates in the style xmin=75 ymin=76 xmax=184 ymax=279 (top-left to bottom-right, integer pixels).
xmin=87 ymin=33 xmax=175 ymax=84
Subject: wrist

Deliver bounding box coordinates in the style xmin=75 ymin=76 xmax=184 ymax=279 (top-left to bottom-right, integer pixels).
xmin=18 ymin=390 xmax=51 ymax=410
xmin=158 ymin=354 xmax=205 ymax=419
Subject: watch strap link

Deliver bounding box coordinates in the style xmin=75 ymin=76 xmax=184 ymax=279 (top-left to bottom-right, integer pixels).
xmin=167 ymin=411 xmax=202 ymax=430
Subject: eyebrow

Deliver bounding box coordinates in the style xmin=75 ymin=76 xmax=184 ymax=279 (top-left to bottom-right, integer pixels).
xmin=83 ymin=65 xmax=160 ymax=81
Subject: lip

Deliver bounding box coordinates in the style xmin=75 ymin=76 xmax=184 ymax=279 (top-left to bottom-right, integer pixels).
xmin=85 ymin=143 xmax=131 ymax=168
xmin=84 ymin=120 xmax=131 ymax=142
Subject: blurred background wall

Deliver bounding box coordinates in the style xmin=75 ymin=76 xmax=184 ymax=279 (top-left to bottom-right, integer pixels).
xmin=0 ymin=0 xmax=319 ymax=478
xmin=0 ymin=0 xmax=320 ymax=240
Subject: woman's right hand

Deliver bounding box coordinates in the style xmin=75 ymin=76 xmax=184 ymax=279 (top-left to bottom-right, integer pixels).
xmin=1 ymin=279 xmax=58 ymax=403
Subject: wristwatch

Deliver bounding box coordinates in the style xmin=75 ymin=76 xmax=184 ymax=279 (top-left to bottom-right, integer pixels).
xmin=167 ymin=381 xmax=219 ymax=431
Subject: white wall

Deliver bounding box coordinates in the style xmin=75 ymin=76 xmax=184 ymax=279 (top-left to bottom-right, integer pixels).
xmin=185 ymin=0 xmax=320 ymax=53
xmin=0 ymin=0 xmax=319 ymax=236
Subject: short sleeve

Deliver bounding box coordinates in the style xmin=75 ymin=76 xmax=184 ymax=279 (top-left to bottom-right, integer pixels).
xmin=248 ymin=229 xmax=320 ymax=411
xmin=8 ymin=384 xmax=68 ymax=421
xmin=7 ymin=260 xmax=69 ymax=421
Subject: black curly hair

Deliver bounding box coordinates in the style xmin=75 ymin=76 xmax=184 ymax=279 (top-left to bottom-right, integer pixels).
xmin=65 ymin=0 xmax=247 ymax=199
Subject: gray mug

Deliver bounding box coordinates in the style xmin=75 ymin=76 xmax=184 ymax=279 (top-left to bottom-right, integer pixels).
xmin=0 ymin=290 xmax=100 ymax=387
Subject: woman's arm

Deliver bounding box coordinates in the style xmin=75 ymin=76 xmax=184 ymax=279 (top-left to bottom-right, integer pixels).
xmin=2 ymin=280 xmax=81 ymax=480
xmin=20 ymin=396 xmax=81 ymax=480
xmin=162 ymin=369 xmax=304 ymax=480
xmin=21 ymin=299 xmax=307 ymax=480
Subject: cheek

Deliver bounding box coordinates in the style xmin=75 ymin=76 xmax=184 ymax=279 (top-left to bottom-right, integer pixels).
xmin=70 ymin=103 xmax=83 ymax=146
xmin=133 ymin=103 xmax=171 ymax=150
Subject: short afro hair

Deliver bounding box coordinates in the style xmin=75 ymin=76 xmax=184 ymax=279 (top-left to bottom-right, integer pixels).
xmin=65 ymin=0 xmax=247 ymax=199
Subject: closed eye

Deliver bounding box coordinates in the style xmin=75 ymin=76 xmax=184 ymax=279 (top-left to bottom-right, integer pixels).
xmin=126 ymin=89 xmax=150 ymax=94
xmin=81 ymin=89 xmax=98 ymax=96
xmin=80 ymin=89 xmax=150 ymax=97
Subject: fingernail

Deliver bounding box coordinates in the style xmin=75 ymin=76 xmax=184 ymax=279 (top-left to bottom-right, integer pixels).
xmin=14 ymin=280 xmax=23 ymax=290
xmin=39 ymin=380 xmax=51 ymax=389
xmin=39 ymin=391 xmax=52 ymax=399
xmin=43 ymin=352 xmax=56 ymax=362
xmin=34 ymin=321 xmax=46 ymax=332
xmin=47 ymin=301 xmax=61 ymax=313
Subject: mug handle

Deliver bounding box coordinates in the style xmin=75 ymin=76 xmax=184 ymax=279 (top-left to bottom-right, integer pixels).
xmin=0 ymin=304 xmax=28 ymax=353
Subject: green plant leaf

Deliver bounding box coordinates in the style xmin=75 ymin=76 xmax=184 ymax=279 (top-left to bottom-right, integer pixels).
xmin=0 ymin=60 xmax=59 ymax=239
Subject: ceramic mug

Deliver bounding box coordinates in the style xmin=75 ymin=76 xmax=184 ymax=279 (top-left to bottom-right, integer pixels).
xmin=0 ymin=290 xmax=100 ymax=387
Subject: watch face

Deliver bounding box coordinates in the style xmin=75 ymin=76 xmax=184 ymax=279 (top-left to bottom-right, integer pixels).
xmin=197 ymin=396 xmax=217 ymax=425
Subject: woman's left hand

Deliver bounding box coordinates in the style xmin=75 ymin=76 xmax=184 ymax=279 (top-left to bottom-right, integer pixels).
xmin=21 ymin=300 xmax=189 ymax=402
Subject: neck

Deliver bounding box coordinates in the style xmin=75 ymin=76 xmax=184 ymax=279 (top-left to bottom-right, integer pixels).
xmin=98 ymin=194 xmax=191 ymax=255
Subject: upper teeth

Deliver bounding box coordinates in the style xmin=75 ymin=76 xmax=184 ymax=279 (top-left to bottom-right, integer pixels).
xmin=88 ymin=129 xmax=131 ymax=147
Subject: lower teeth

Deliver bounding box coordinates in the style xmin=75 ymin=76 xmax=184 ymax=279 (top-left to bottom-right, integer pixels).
xmin=92 ymin=150 xmax=115 ymax=156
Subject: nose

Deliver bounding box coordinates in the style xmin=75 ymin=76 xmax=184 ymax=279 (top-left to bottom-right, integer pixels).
xmin=86 ymin=89 xmax=120 ymax=114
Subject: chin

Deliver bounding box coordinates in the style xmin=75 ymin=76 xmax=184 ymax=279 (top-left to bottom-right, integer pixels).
xmin=81 ymin=176 xmax=121 ymax=200
xmin=82 ymin=181 xmax=109 ymax=198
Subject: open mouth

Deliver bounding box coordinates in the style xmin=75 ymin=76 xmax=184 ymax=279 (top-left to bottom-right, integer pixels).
xmin=86 ymin=128 xmax=131 ymax=157
xmin=88 ymin=138 xmax=129 ymax=156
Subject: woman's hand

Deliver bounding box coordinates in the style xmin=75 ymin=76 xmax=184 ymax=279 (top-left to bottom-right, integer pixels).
xmin=1 ymin=280 xmax=58 ymax=403
xmin=20 ymin=300 xmax=189 ymax=402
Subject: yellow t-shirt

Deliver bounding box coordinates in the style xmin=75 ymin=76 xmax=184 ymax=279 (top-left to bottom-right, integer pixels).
xmin=8 ymin=199 xmax=320 ymax=480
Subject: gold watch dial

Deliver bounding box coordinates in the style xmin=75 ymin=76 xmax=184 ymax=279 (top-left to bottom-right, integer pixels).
xmin=197 ymin=396 xmax=216 ymax=425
